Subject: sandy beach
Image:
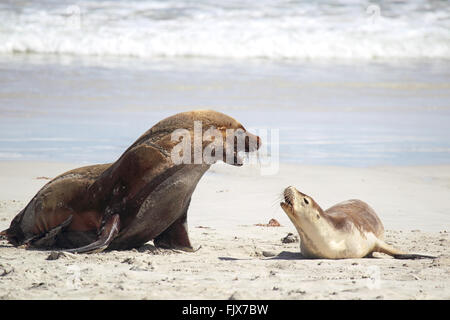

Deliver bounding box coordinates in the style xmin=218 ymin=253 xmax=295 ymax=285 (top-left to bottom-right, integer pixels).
xmin=0 ymin=161 xmax=449 ymax=300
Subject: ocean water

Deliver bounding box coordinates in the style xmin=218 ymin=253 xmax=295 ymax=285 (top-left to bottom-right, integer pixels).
xmin=0 ymin=56 xmax=449 ymax=166
xmin=0 ymin=0 xmax=449 ymax=60
xmin=0 ymin=1 xmax=449 ymax=166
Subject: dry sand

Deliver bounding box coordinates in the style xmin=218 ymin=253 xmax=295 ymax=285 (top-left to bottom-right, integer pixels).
xmin=0 ymin=161 xmax=449 ymax=300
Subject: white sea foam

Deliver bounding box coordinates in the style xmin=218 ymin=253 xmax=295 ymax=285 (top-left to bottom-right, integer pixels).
xmin=0 ymin=0 xmax=449 ymax=60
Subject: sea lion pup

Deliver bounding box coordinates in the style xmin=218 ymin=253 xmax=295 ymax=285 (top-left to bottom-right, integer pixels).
xmin=280 ymin=186 xmax=436 ymax=259
xmin=0 ymin=110 xmax=261 ymax=253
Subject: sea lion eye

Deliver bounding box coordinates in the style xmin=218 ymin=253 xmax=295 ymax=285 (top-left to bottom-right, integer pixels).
xmin=303 ymin=198 xmax=309 ymax=205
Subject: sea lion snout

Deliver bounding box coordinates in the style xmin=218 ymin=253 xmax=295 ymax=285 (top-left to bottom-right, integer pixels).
xmin=280 ymin=186 xmax=297 ymax=215
xmin=231 ymin=129 xmax=261 ymax=152
xmin=225 ymin=129 xmax=261 ymax=166
xmin=283 ymin=186 xmax=296 ymax=206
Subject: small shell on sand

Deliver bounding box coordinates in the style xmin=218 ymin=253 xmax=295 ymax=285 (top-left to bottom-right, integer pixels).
xmin=255 ymin=219 xmax=281 ymax=227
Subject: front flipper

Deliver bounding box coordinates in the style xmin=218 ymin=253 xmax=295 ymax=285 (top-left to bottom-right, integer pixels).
xmin=153 ymin=211 xmax=196 ymax=252
xmin=63 ymin=214 xmax=120 ymax=254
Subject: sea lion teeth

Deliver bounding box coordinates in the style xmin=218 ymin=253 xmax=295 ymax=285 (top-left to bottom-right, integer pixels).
xmin=280 ymin=186 xmax=437 ymax=260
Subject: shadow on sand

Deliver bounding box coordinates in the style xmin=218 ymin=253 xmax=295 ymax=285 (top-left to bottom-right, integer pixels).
xmin=218 ymin=251 xmax=306 ymax=261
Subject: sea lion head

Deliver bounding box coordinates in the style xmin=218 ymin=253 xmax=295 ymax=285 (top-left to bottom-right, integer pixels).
xmin=147 ymin=110 xmax=261 ymax=166
xmin=280 ymin=186 xmax=324 ymax=231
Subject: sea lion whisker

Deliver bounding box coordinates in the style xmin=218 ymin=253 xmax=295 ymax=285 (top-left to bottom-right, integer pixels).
xmin=270 ymin=193 xmax=284 ymax=207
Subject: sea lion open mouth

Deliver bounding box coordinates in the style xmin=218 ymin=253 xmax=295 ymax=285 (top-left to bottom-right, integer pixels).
xmin=283 ymin=195 xmax=292 ymax=206
xmin=280 ymin=202 xmax=291 ymax=215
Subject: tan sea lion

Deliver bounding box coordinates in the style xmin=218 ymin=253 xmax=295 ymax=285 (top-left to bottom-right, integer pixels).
xmin=0 ymin=110 xmax=261 ymax=253
xmin=280 ymin=186 xmax=436 ymax=259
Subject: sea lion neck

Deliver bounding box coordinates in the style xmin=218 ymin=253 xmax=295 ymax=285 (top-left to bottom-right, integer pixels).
xmin=87 ymin=144 xmax=170 ymax=204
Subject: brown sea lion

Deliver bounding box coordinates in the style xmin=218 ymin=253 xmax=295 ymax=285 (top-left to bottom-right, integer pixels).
xmin=0 ymin=110 xmax=261 ymax=253
xmin=280 ymin=186 xmax=436 ymax=259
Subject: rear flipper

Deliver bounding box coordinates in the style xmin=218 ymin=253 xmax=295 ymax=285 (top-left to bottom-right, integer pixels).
xmin=153 ymin=211 xmax=198 ymax=252
xmin=63 ymin=214 xmax=120 ymax=254
xmin=392 ymin=253 xmax=437 ymax=259
xmin=1 ymin=215 xmax=73 ymax=248
xmin=31 ymin=215 xmax=73 ymax=248
xmin=375 ymin=239 xmax=436 ymax=260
